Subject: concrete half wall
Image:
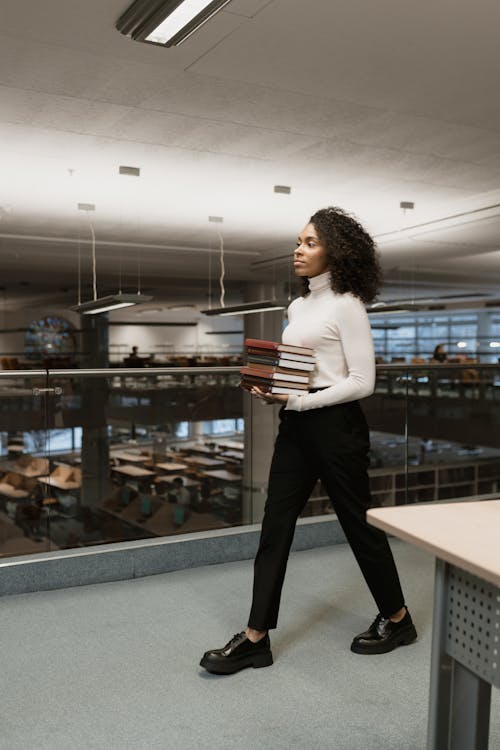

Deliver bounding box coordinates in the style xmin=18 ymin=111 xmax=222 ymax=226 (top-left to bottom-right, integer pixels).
xmin=0 ymin=516 xmax=346 ymax=597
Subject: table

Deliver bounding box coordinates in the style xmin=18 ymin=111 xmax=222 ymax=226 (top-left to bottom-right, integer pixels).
xmin=367 ymin=500 xmax=500 ymax=750
xmin=216 ymin=441 xmax=244 ymax=451
xmin=184 ymin=456 xmax=225 ymax=468
xmin=38 ymin=477 xmax=80 ymax=490
xmin=202 ymin=469 xmax=242 ymax=483
xmin=183 ymin=445 xmax=217 ymax=456
xmin=111 ymin=464 xmax=156 ymax=478
xmin=155 ymin=475 xmax=200 ymax=488
xmin=155 ymin=462 xmax=188 ymax=473
xmin=111 ymin=451 xmax=149 ymax=464
xmin=0 ymin=463 xmax=48 ymax=478
xmin=218 ymin=450 xmax=244 ymax=461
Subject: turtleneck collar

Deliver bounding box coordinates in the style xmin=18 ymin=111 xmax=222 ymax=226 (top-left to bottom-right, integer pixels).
xmin=308 ymin=270 xmax=331 ymax=294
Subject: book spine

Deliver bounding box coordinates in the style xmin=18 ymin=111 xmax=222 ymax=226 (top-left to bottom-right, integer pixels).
xmin=241 ymin=374 xmax=308 ymax=390
xmin=243 ymin=364 xmax=310 ymax=383
xmin=277 ymin=343 xmax=314 ymax=356
xmin=244 ymin=338 xmax=279 ymax=351
xmin=247 ymin=348 xmax=314 ymax=365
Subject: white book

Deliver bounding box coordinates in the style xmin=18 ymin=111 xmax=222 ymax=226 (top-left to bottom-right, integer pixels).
xmin=270 ymin=385 xmax=307 ymax=395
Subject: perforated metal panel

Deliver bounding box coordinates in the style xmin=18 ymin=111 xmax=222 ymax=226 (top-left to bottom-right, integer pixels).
xmin=446 ymin=565 xmax=500 ymax=689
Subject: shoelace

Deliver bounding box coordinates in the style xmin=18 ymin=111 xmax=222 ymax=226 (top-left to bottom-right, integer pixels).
xmin=225 ymin=632 xmax=245 ymax=649
xmin=372 ymin=613 xmax=389 ymax=635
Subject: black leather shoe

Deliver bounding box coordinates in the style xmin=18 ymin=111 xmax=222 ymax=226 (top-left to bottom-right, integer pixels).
xmin=350 ymin=608 xmax=417 ymax=655
xmin=200 ymin=632 xmax=273 ymax=674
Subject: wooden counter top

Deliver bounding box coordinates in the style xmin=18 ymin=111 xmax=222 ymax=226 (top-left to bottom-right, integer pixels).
xmin=367 ymin=499 xmax=500 ymax=587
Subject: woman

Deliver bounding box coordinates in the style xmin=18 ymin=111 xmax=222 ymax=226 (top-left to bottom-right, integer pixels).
xmin=432 ymin=344 xmax=448 ymax=363
xmin=200 ymin=207 xmax=417 ymax=675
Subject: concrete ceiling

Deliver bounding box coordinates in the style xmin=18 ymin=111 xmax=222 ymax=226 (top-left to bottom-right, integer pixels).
xmin=1 ymin=0 xmax=500 ymax=312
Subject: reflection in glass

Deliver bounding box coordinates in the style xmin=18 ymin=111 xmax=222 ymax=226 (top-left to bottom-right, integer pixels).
xmin=2 ymin=363 xmax=500 ymax=560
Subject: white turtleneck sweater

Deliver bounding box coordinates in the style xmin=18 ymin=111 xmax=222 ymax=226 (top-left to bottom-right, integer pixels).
xmin=283 ymin=270 xmax=375 ymax=412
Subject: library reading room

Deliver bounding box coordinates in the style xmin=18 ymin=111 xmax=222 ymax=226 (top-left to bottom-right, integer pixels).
xmin=1 ymin=1 xmax=500 ymax=748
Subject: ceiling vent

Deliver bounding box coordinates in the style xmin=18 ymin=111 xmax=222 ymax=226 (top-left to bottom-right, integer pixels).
xmin=119 ymin=166 xmax=141 ymax=177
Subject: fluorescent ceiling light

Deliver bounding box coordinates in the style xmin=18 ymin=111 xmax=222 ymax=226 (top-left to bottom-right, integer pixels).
xmin=201 ymin=300 xmax=288 ymax=317
xmin=71 ymin=294 xmax=153 ymax=315
xmin=116 ymin=0 xmax=232 ymax=47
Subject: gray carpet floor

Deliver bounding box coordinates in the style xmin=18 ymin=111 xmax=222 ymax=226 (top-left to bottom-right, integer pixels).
xmin=1 ymin=540 xmax=499 ymax=750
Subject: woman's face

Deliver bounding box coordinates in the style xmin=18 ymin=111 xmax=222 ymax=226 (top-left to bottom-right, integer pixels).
xmin=294 ymin=222 xmax=329 ymax=278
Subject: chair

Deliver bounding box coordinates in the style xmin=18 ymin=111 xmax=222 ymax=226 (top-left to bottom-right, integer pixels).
xmin=140 ymin=494 xmax=152 ymax=517
xmin=0 ymin=473 xmax=37 ymax=499
xmin=13 ymin=455 xmax=50 ymax=477
xmin=173 ymin=505 xmax=187 ymax=527
xmin=47 ymin=465 xmax=81 ymax=489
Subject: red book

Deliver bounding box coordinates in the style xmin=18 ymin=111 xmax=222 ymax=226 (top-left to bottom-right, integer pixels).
xmin=240 ymin=373 xmax=309 ymax=390
xmin=241 ymin=365 xmax=310 ymax=384
xmin=245 ymin=338 xmax=314 ymax=357
xmin=240 ymin=380 xmax=307 ymax=396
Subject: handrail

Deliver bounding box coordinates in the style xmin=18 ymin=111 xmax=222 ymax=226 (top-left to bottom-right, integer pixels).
xmin=375 ymin=363 xmax=499 ymax=371
xmin=0 ymin=370 xmax=47 ymax=378
xmin=0 ymin=366 xmax=241 ymax=379
xmin=0 ymin=362 xmax=500 ymax=379
xmin=0 ymin=363 xmax=499 ymax=380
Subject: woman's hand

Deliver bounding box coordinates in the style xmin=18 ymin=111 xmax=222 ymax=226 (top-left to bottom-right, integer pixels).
xmin=245 ymin=384 xmax=289 ymax=405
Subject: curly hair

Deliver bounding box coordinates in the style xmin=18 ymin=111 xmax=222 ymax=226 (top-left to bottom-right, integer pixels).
xmin=300 ymin=206 xmax=382 ymax=304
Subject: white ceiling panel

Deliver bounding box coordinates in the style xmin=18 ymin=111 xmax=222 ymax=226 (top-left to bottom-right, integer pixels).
xmin=190 ymin=0 xmax=500 ymax=127
xmin=0 ymin=0 xmax=500 ymax=309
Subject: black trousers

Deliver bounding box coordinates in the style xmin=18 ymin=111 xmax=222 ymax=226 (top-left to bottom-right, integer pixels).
xmin=248 ymin=400 xmax=405 ymax=631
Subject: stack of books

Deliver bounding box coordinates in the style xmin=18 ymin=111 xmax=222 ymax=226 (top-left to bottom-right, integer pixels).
xmin=240 ymin=338 xmax=315 ymax=395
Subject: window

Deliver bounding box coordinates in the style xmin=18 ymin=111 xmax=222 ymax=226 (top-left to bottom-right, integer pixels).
xmin=202 ymin=419 xmax=239 ymax=435
xmin=24 ymin=428 xmax=82 ymax=454
xmin=368 ymin=311 xmax=493 ymax=361
xmin=175 ymin=422 xmax=190 ymax=439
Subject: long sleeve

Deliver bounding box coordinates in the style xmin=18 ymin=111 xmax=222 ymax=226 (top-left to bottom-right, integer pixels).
xmin=284 ymin=291 xmax=375 ymax=412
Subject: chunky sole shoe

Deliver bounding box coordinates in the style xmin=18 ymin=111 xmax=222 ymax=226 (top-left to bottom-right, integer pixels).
xmin=350 ymin=609 xmax=418 ymax=655
xmin=200 ymin=650 xmax=273 ymax=675
xmin=200 ymin=631 xmax=273 ymax=675
xmin=351 ymin=624 xmax=417 ymax=654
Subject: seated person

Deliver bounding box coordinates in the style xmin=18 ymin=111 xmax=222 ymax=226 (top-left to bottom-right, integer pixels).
xmin=169 ymin=476 xmax=191 ymax=527
xmin=123 ymin=346 xmax=144 ymax=367
xmin=431 ymin=344 xmax=448 ymax=363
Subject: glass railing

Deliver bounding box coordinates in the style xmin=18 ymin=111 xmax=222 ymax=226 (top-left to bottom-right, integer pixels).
xmin=1 ymin=363 xmax=499 ymax=559
xmin=370 ymin=363 xmax=500 ymax=505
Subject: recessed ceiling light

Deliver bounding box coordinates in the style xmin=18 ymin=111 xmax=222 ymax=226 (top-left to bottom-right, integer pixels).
xmin=116 ymin=0 xmax=232 ymax=48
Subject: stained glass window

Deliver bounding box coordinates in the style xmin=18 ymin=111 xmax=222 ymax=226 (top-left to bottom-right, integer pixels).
xmin=25 ymin=316 xmax=75 ymax=358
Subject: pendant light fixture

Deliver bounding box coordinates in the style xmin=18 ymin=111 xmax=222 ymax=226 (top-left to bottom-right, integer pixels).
xmin=71 ymin=198 xmax=152 ymax=315
xmin=201 ymin=215 xmax=288 ymax=317
xmin=202 ymin=300 xmax=288 ymax=316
